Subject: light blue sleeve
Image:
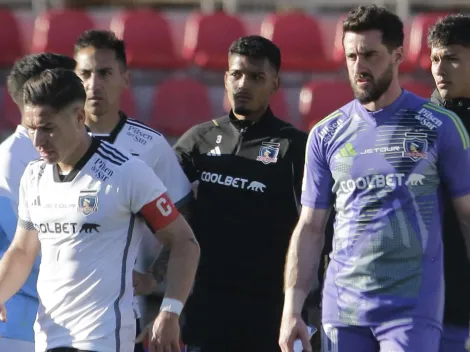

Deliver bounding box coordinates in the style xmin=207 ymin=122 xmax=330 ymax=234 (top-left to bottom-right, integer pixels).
xmin=0 ymin=196 xmax=17 ymax=244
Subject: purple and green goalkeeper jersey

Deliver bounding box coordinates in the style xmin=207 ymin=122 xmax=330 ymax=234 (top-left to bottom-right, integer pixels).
xmin=301 ymin=90 xmax=470 ymax=327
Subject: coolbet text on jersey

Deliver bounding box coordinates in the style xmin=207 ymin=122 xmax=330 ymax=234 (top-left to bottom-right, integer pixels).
xmin=17 ymin=138 xmax=179 ymax=352
xmin=302 ymin=90 xmax=470 ymax=328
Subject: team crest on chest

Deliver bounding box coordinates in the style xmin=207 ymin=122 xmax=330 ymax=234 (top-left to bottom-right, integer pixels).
xmin=403 ymin=134 xmax=428 ymax=161
xmin=256 ymin=142 xmax=280 ymax=164
xmin=78 ymin=190 xmax=99 ymax=216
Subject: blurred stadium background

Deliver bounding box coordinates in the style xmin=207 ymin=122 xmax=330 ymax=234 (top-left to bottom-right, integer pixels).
xmin=0 ymin=0 xmax=468 ymax=144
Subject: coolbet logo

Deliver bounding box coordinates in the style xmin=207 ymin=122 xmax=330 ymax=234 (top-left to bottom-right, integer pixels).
xmin=415 ymin=108 xmax=443 ymax=130
xmin=34 ymin=222 xmax=79 ymax=234
xmin=200 ymin=172 xmax=266 ymax=192
xmin=338 ymin=173 xmax=406 ymax=193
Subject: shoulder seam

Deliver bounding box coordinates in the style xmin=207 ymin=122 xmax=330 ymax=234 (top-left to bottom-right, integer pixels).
xmin=125 ymin=119 xmax=163 ymax=137
xmin=422 ymin=102 xmax=470 ymax=149
xmin=310 ymin=110 xmax=343 ymax=132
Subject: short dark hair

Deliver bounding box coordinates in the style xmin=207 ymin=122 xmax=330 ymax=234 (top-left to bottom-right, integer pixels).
xmin=7 ymin=53 xmax=76 ymax=107
xmin=75 ymin=29 xmax=127 ymax=68
xmin=427 ymin=14 xmax=470 ymax=48
xmin=229 ymin=35 xmax=281 ymax=73
xmin=23 ymin=68 xmax=86 ymax=112
xmin=343 ymin=5 xmax=404 ymax=50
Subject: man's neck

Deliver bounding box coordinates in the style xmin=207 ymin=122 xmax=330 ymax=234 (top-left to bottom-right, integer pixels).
xmin=362 ymin=80 xmax=403 ymax=111
xmin=233 ymin=106 xmax=268 ymax=122
xmin=86 ymin=110 xmax=121 ymax=134
xmin=58 ymin=132 xmax=92 ymax=174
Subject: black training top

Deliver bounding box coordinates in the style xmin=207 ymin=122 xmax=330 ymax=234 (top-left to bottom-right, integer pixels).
xmin=174 ymin=107 xmax=308 ymax=298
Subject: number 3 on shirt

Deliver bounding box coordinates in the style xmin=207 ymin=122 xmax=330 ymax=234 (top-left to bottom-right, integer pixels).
xmin=140 ymin=193 xmax=179 ymax=232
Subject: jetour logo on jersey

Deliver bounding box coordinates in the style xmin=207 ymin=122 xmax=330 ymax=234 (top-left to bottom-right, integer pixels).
xmin=78 ymin=190 xmax=98 ymax=215
xmin=338 ymin=173 xmax=406 ymax=194
xmin=200 ymin=171 xmax=266 ymax=192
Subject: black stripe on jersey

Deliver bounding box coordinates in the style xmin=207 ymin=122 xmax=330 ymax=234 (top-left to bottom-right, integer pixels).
xmin=96 ymin=149 xmax=125 ymax=166
xmin=101 ymin=141 xmax=129 ymax=161
xmin=126 ymin=118 xmax=162 ymax=136
xmin=113 ymin=214 xmax=135 ymax=352
xmin=98 ymin=143 xmax=129 ymax=164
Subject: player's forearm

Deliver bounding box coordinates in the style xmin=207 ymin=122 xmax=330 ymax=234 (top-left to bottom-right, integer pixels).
xmin=164 ymin=237 xmax=200 ymax=303
xmin=283 ymin=225 xmax=324 ymax=316
xmin=0 ymin=247 xmax=35 ymax=303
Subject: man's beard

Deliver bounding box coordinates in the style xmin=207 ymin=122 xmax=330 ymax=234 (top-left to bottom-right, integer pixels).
xmin=233 ymin=104 xmax=252 ymax=116
xmin=351 ymin=64 xmax=393 ymax=104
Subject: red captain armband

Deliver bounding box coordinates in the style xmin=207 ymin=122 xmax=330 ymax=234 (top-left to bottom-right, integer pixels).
xmin=139 ymin=193 xmax=180 ymax=232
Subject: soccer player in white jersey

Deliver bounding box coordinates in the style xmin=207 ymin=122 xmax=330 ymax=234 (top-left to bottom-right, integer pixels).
xmin=0 ymin=68 xmax=200 ymax=352
xmin=73 ymin=31 xmax=193 ymax=347
xmin=0 ymin=53 xmax=76 ymax=352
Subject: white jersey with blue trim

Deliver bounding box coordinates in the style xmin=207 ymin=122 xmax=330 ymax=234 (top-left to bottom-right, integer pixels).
xmin=18 ymin=138 xmax=169 ymax=352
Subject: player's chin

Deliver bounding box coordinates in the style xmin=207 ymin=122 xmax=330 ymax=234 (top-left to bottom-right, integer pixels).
xmin=233 ymin=104 xmax=253 ymax=116
xmin=42 ymin=152 xmax=59 ymax=164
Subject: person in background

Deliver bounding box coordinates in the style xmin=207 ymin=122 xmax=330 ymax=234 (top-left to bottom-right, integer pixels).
xmin=428 ymin=14 xmax=470 ymax=352
xmin=174 ymin=35 xmax=308 ymax=351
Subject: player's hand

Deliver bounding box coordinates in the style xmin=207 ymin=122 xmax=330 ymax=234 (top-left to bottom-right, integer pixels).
xmin=133 ymin=270 xmax=157 ymax=296
xmin=0 ymin=302 xmax=7 ymax=322
xmin=149 ymin=311 xmax=180 ymax=352
xmin=279 ymin=313 xmax=312 ymax=352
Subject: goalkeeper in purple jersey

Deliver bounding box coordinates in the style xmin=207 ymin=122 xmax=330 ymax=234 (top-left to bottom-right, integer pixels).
xmin=279 ymin=5 xmax=470 ymax=352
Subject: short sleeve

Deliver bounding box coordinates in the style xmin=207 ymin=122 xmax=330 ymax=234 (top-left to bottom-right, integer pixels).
xmin=438 ymin=111 xmax=470 ymax=198
xmin=173 ymin=126 xmax=201 ymax=183
xmin=126 ymin=158 xmax=180 ymax=232
xmin=18 ymin=166 xmax=31 ymax=222
xmin=151 ymin=137 xmax=192 ymax=208
xmin=126 ymin=158 xmax=168 ymax=214
xmin=301 ymin=127 xmax=334 ymax=208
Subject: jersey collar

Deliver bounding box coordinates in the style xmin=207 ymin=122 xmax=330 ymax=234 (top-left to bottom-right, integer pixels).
xmin=228 ymin=106 xmax=275 ymax=131
xmin=53 ymin=137 xmax=101 ymax=183
xmin=85 ymin=111 xmax=127 ymax=143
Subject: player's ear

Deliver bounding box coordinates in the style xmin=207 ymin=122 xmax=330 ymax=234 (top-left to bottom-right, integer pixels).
xmin=394 ymin=46 xmax=404 ymax=65
xmin=122 ymin=69 xmax=130 ymax=89
xmin=272 ymin=74 xmax=280 ymax=94
xmin=75 ymin=105 xmax=86 ymax=127
xmin=224 ymin=71 xmax=230 ymax=92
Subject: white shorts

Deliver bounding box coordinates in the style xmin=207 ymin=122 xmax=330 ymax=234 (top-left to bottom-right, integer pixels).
xmin=0 ymin=337 xmax=34 ymax=352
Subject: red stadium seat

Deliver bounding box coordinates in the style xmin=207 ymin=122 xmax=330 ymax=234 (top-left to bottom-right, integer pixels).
xmin=110 ymin=9 xmax=184 ymax=69
xmin=120 ymin=88 xmax=137 ymax=118
xmin=31 ymin=9 xmax=95 ymax=57
xmin=402 ymin=81 xmax=434 ymax=98
xmin=332 ymin=15 xmax=347 ymax=67
xmin=0 ymin=10 xmax=24 ymax=67
xmin=299 ymin=80 xmax=353 ymax=131
xmin=0 ymin=88 xmax=20 ymax=131
xmin=260 ymin=11 xmax=339 ymax=72
xmin=149 ymin=77 xmax=212 ymax=136
xmin=222 ymin=88 xmax=291 ymax=123
xmin=408 ymin=13 xmax=452 ymax=71
xmin=182 ymin=11 xmax=246 ymax=70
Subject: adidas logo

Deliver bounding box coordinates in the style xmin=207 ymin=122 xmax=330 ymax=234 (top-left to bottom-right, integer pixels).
xmin=207 ymin=146 xmax=221 ymax=156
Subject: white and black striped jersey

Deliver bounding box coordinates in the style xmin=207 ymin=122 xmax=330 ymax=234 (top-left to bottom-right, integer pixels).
xmin=88 ymin=113 xmax=192 ymax=277
xmin=18 ymin=137 xmax=179 ymax=352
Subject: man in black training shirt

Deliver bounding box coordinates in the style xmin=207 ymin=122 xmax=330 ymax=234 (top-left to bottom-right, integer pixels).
xmin=174 ymin=35 xmax=308 ymax=351
xmin=428 ymin=14 xmax=470 ymax=352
